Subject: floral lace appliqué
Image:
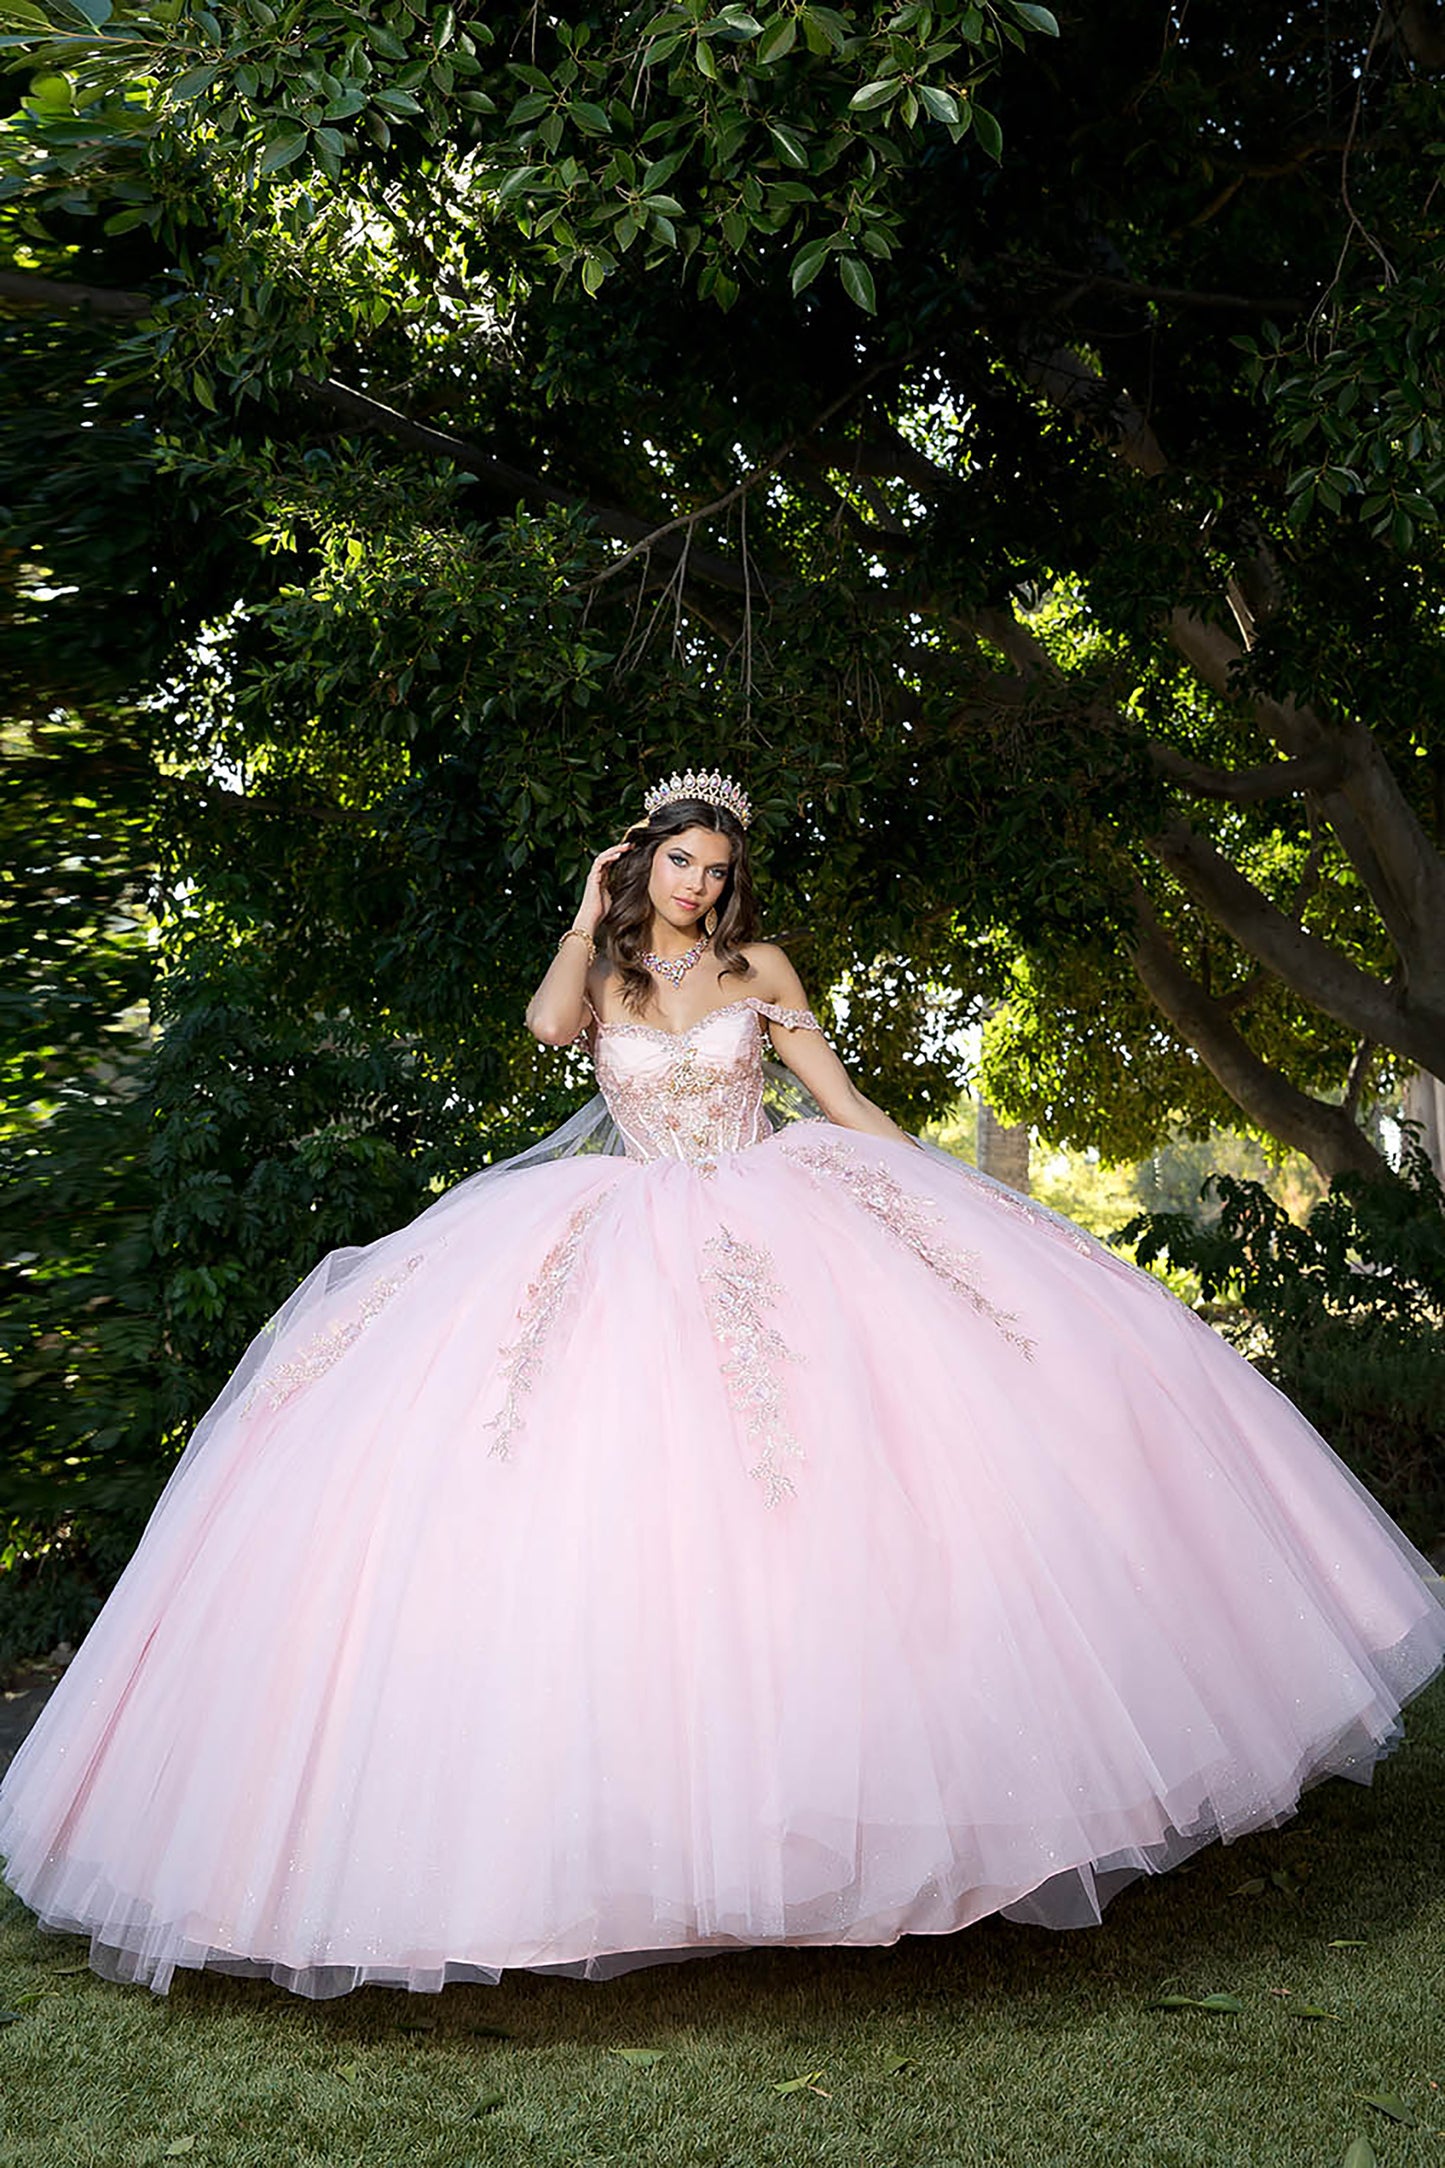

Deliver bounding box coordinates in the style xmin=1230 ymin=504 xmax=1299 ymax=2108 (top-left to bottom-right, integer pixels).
xmin=487 ymin=1191 xmax=609 ymax=1460
xmin=247 ymin=1253 xmax=426 ymax=1413
xmin=702 ymin=1224 xmax=803 ymax=1506
xmin=592 ymin=1001 xmax=819 ymax=1167
xmin=787 ymin=1138 xmax=1035 ymax=1358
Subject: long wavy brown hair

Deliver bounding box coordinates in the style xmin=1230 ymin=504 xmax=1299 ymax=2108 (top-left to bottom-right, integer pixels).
xmin=598 ymin=798 xmax=759 ymax=1012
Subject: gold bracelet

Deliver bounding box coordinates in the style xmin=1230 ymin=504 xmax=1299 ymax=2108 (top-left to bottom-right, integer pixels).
xmin=558 ymin=926 xmax=596 ymax=965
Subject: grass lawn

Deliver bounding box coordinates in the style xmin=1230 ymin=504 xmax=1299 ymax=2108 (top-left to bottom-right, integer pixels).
xmin=1 ymin=1675 xmax=1442 ymax=2168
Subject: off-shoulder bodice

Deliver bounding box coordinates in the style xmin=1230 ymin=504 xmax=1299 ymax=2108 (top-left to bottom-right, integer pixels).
xmin=592 ymin=998 xmax=820 ymax=1165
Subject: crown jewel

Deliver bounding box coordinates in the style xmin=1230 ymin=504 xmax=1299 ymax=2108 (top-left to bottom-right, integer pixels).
xmin=642 ymin=768 xmax=752 ymax=829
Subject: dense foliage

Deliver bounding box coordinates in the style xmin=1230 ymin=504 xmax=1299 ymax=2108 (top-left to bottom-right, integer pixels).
xmin=1120 ymin=1149 xmax=1445 ymax=1551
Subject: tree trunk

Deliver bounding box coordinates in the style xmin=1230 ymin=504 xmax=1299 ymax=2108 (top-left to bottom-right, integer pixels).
xmin=1129 ymin=890 xmax=1390 ymax=1183
xmin=1402 ymin=1069 xmax=1445 ymax=1180
xmin=977 ymin=1099 xmax=1032 ymax=1193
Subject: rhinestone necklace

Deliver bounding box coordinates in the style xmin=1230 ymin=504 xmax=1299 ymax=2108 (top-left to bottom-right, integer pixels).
xmin=640 ymin=934 xmax=709 ymax=986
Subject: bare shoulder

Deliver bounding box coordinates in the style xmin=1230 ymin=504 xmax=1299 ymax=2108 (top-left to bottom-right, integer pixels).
xmin=737 ymin=941 xmax=809 ymax=1005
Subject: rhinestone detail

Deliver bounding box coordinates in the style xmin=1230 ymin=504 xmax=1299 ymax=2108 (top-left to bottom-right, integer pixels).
xmin=246 ymin=1254 xmax=426 ymax=1413
xmin=701 ymin=1224 xmax=803 ymax=1505
xmin=785 ymin=1137 xmax=1036 ymax=1357
xmin=593 ymin=1000 xmax=820 ymax=1166
xmin=486 ymin=1192 xmax=609 ymax=1460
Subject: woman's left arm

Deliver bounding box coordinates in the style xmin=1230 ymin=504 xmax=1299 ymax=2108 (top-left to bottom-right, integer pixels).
xmin=750 ymin=947 xmax=914 ymax=1146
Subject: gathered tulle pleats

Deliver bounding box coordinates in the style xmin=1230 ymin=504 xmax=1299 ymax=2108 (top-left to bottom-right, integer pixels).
xmin=3 ymin=1125 xmax=1443 ymax=1997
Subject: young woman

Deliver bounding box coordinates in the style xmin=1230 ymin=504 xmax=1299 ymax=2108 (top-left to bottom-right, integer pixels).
xmin=2 ymin=769 xmax=1443 ymax=2000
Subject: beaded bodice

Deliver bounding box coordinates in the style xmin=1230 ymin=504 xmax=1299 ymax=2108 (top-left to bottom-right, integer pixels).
xmin=593 ymin=999 xmax=820 ymax=1166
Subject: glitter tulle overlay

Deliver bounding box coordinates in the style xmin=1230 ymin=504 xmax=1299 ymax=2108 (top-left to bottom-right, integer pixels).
xmin=3 ymin=997 xmax=1443 ymax=1999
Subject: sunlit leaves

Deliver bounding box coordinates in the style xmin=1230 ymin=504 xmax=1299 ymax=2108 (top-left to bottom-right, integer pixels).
xmin=0 ymin=0 xmax=1055 ymax=314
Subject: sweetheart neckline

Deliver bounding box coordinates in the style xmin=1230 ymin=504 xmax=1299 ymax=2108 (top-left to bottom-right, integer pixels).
xmin=593 ymin=999 xmax=764 ymax=1045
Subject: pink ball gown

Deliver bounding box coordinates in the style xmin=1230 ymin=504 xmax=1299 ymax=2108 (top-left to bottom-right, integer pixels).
xmin=2 ymin=997 xmax=1443 ymax=1999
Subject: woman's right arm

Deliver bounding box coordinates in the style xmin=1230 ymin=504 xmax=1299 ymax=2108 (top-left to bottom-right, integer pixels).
xmin=524 ymin=843 xmax=627 ymax=1046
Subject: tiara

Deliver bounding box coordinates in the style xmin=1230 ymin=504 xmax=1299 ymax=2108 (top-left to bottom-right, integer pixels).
xmin=642 ymin=769 xmax=752 ymax=830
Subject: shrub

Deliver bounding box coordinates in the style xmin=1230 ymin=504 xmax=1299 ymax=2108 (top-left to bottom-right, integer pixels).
xmin=1116 ymin=1145 xmax=1445 ymax=1553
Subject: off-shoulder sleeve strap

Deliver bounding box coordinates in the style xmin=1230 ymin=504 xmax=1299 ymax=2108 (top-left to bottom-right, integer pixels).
xmin=571 ymin=992 xmax=600 ymax=1046
xmin=747 ymin=999 xmax=822 ymax=1032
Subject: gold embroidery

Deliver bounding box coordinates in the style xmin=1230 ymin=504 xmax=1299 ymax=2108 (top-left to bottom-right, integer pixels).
xmin=248 ymin=1254 xmax=426 ymax=1411
xmin=702 ymin=1225 xmax=803 ymax=1506
xmin=487 ymin=1192 xmax=608 ymax=1460
xmin=786 ymin=1138 xmax=1035 ymax=1357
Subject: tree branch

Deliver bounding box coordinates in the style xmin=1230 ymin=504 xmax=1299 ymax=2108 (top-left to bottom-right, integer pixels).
xmin=1013 ymin=263 xmax=1309 ymax=314
xmin=0 ymin=268 xmax=153 ymax=318
xmin=575 ymin=356 xmax=911 ymax=594
xmin=1166 ymin=607 xmax=1445 ymax=985
xmin=1017 ymin=341 xmax=1169 ymax=475
xmin=1147 ymin=740 xmax=1349 ymax=801
xmin=1128 ymin=888 xmax=1389 ymax=1181
xmin=298 ymin=373 xmax=753 ymax=595
xmin=1148 ymin=819 xmax=1445 ymax=1071
xmin=1385 ymin=0 xmax=1445 ymax=67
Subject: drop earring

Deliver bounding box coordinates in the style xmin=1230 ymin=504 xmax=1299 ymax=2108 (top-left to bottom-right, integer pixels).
xmin=704 ymin=906 xmax=719 ymax=937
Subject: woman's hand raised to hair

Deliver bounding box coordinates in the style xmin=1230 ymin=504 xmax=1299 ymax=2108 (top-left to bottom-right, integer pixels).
xmin=525 ymin=838 xmax=632 ymax=1046
xmin=574 ymin=839 xmax=631 ymax=937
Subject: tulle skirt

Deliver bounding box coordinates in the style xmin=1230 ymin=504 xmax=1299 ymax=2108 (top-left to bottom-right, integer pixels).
xmin=3 ymin=1119 xmax=1443 ymax=1996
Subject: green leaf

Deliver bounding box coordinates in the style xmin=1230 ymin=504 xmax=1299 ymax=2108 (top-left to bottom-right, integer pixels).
xmin=1326 ymin=1938 xmax=1370 ymax=1949
xmin=790 ymin=235 xmax=833 ymax=292
xmin=28 ymin=72 xmax=73 ymax=108
xmin=773 ymin=2069 xmax=827 ymax=2094
xmin=839 ymin=253 xmax=876 ymax=312
xmin=917 ymin=83 xmax=959 ymax=123
xmin=63 ymin=0 xmax=111 ymax=22
xmin=1149 ymin=1992 xmax=1244 ymax=2013
xmin=170 ymin=64 xmax=219 ymax=98
xmin=1288 ymin=2004 xmax=1340 ymax=2021
xmin=971 ymin=100 xmax=1002 ymax=158
xmin=191 ymin=370 xmax=217 ymax=412
xmin=1011 ymin=0 xmax=1060 ymax=29
xmin=580 ymin=253 xmax=609 ymax=294
xmin=849 ymin=78 xmax=898 ymax=110
xmin=765 ymin=120 xmax=808 ymax=166
xmin=610 ymin=2046 xmax=664 ymax=2065
xmin=1356 ymin=2093 xmax=1417 ymax=2127
xmin=1341 ymin=2141 xmax=1379 ymax=2168
xmin=641 ymin=148 xmax=687 ymax=188
xmin=375 ymin=87 xmax=425 ymax=115
xmin=695 ymin=35 xmax=717 ymax=75
xmin=757 ymin=15 xmax=796 ymax=61
xmin=570 ymin=98 xmax=612 ymax=132
xmin=259 ymin=128 xmax=308 ymax=171
xmin=468 ymin=2091 xmax=505 ymax=2116
xmin=164 ymin=2144 xmax=197 ymax=2160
